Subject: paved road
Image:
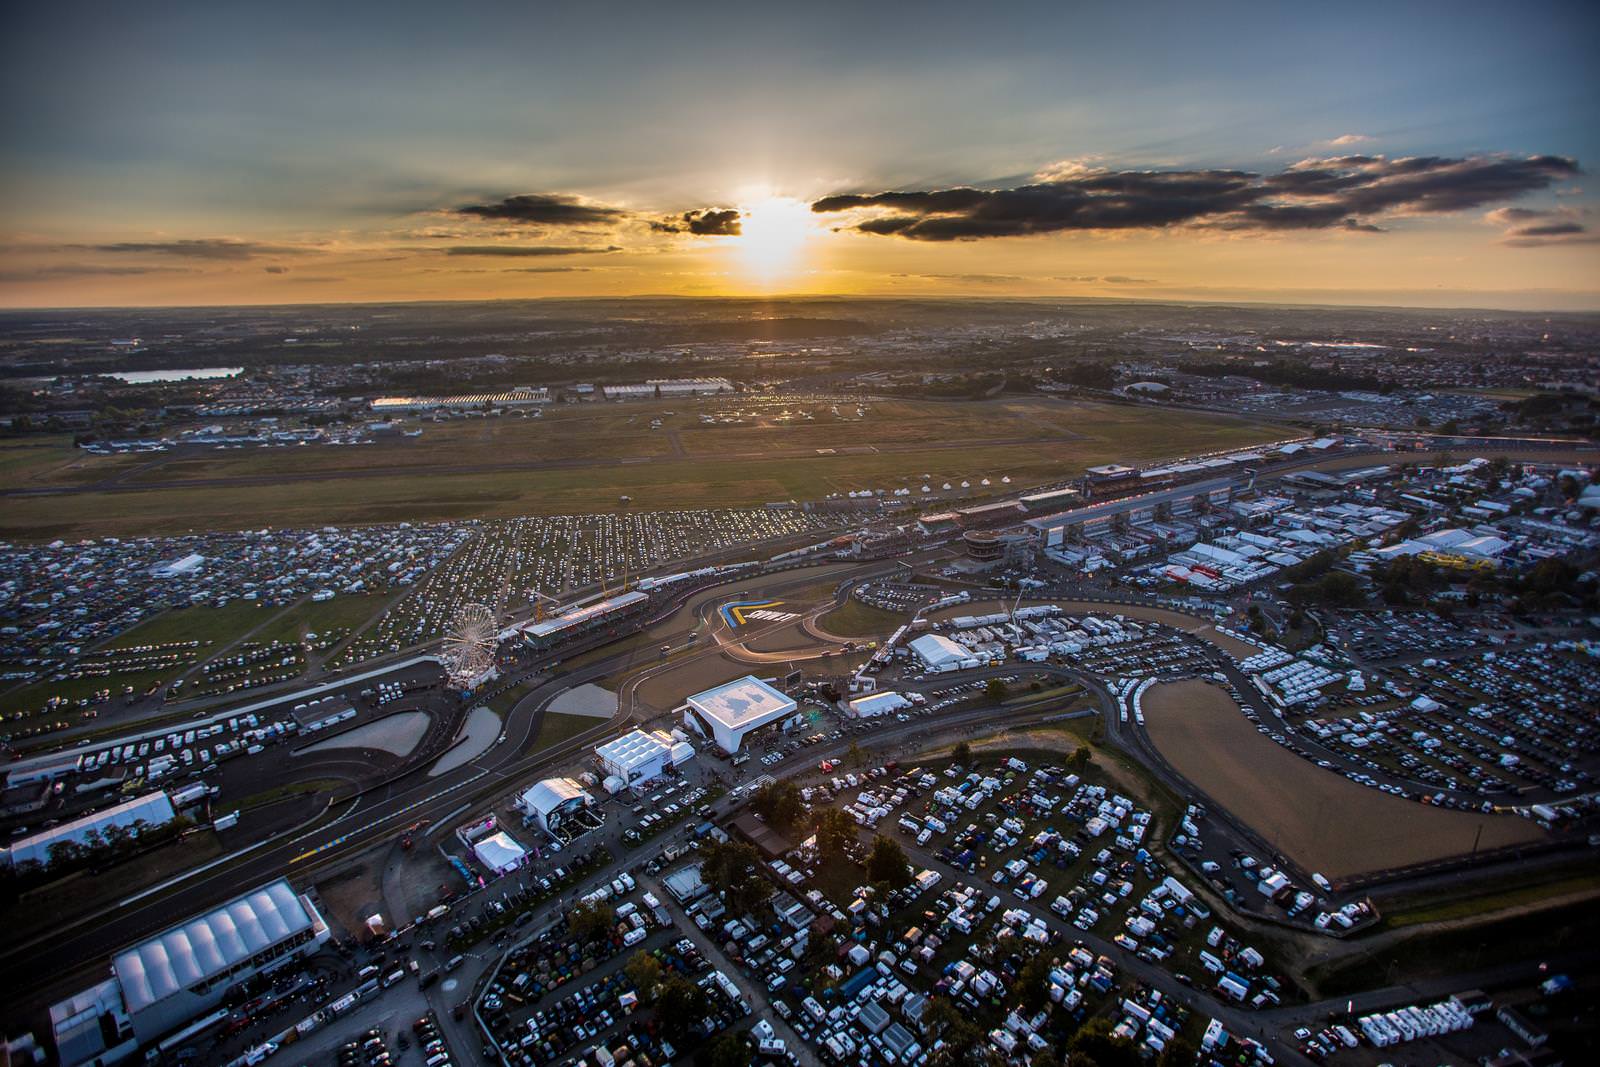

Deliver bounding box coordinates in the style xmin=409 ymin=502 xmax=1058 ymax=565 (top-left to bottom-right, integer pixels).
xmin=0 ymin=560 xmax=907 ymax=1005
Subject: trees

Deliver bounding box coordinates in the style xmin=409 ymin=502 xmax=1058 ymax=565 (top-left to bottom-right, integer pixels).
xmin=1068 ymin=745 xmax=1091 ymax=769
xmin=951 ymin=740 xmax=972 ymax=767
xmin=751 ymin=780 xmax=804 ymax=831
xmin=624 ymin=950 xmax=663 ymax=1003
xmin=1014 ymin=951 xmax=1054 ymax=1015
xmin=921 ymin=993 xmax=985 ymax=1067
xmin=813 ymin=807 xmax=859 ymax=861
xmin=654 ymin=975 xmax=708 ymax=1040
xmin=1156 ymin=1035 xmax=1198 ymax=1067
xmin=847 ymin=740 xmax=866 ymax=768
xmin=567 ymin=901 xmax=615 ymax=943
xmin=866 ymin=835 xmax=912 ymax=891
xmin=984 ymin=677 xmax=1009 ymax=703
xmin=700 ymin=1032 xmax=748 ymax=1067
xmin=1069 ymin=1018 xmax=1139 ymax=1067
xmin=699 ymin=840 xmax=771 ymax=914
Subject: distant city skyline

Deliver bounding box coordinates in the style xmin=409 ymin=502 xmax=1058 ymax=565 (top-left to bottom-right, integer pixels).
xmin=2 ymin=0 xmax=1597 ymax=310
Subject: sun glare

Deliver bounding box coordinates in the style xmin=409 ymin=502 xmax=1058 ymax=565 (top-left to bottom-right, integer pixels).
xmin=735 ymin=196 xmax=813 ymax=282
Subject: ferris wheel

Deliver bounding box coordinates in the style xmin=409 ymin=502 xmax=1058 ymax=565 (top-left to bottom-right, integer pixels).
xmin=441 ymin=602 xmax=498 ymax=689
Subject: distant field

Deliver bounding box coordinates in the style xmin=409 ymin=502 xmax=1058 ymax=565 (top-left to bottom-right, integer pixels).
xmin=1141 ymin=678 xmax=1544 ymax=879
xmin=0 ymin=397 xmax=1290 ymax=538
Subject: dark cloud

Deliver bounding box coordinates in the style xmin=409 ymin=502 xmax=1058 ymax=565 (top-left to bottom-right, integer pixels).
xmin=813 ymin=155 xmax=1580 ymax=240
xmin=651 ymin=208 xmax=742 ymax=236
xmin=79 ymin=238 xmax=313 ymax=260
xmin=1101 ymin=275 xmax=1156 ymax=284
xmin=456 ymin=193 xmax=627 ymax=226
xmin=444 ymin=244 xmax=621 ymax=257
xmin=0 ymin=264 xmax=197 ymax=282
xmin=1485 ymin=205 xmax=1595 ymax=246
xmin=263 ymin=265 xmax=289 ymax=274
xmin=1511 ymin=222 xmax=1585 ymax=237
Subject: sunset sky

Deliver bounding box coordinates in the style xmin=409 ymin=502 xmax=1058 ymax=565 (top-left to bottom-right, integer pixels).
xmin=1 ymin=0 xmax=1596 ymax=310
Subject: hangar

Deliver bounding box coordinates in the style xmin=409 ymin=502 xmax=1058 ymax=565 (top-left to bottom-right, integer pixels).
xmin=683 ymin=675 xmax=797 ymax=754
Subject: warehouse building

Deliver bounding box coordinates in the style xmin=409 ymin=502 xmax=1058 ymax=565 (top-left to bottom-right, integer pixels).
xmin=51 ymin=879 xmax=330 ymax=1062
xmin=683 ymin=675 xmax=797 ymax=754
xmin=602 ymin=377 xmax=732 ymax=399
xmin=3 ymin=791 xmax=176 ymax=869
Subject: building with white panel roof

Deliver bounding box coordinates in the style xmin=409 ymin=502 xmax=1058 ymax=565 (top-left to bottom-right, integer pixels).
xmin=683 ymin=675 xmax=796 ymax=754
xmin=49 ymin=878 xmax=330 ymax=1060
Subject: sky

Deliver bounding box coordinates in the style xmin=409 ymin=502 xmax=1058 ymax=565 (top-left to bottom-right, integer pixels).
xmin=1 ymin=0 xmax=1597 ymax=310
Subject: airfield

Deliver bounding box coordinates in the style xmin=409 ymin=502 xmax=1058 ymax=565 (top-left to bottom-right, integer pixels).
xmin=0 ymin=395 xmax=1288 ymax=538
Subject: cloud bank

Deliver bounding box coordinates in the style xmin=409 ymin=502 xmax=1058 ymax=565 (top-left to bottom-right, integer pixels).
xmin=456 ymin=193 xmax=628 ymax=226
xmin=812 ymin=155 xmax=1579 ymax=240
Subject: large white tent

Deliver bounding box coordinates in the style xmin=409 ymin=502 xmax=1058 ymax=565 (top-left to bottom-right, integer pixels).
xmin=909 ymin=633 xmax=966 ymax=670
xmin=684 ymin=675 xmax=796 ymax=753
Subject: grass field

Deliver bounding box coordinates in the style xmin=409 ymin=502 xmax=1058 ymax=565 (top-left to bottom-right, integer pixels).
xmin=0 ymin=599 xmax=285 ymax=718
xmin=1377 ymin=864 xmax=1600 ymax=929
xmin=0 ymin=397 xmax=1289 ymax=538
xmin=107 ymin=599 xmax=280 ymax=650
xmin=530 ymin=711 xmax=601 ymax=753
xmin=247 ymin=594 xmax=387 ymax=648
xmin=816 ymin=597 xmax=908 ymax=638
xmin=1141 ymin=679 xmax=1544 ymax=878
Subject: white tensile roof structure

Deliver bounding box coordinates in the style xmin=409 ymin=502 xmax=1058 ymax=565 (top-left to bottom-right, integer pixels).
xmin=909 ymin=633 xmax=966 ymax=669
xmin=516 ymin=777 xmax=592 ymax=818
xmin=595 ymin=729 xmax=674 ymax=780
xmin=114 ymin=880 xmax=320 ymax=1015
xmin=685 ymin=675 xmax=797 ymax=753
xmin=472 ymin=831 xmax=528 ymax=874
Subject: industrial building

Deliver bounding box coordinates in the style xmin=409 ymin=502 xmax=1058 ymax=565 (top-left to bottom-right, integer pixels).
xmin=1027 ymin=476 xmax=1237 ymax=547
xmin=3 ymin=791 xmax=177 ymax=869
xmin=602 ymin=377 xmax=732 ymax=400
xmin=682 ymin=675 xmax=797 ymax=754
xmin=368 ymin=388 xmax=550 ymax=413
xmin=51 ymin=879 xmax=330 ymax=1063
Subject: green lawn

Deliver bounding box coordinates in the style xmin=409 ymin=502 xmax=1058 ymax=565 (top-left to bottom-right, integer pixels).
xmin=530 ymin=711 xmax=604 ymax=754
xmin=817 ymin=597 xmax=908 ymax=638
xmin=248 ymin=594 xmax=387 ymax=647
xmin=107 ymin=599 xmax=280 ymax=650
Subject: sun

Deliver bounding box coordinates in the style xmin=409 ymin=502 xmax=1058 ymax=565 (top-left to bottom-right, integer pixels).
xmin=735 ymin=196 xmax=814 ymax=282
